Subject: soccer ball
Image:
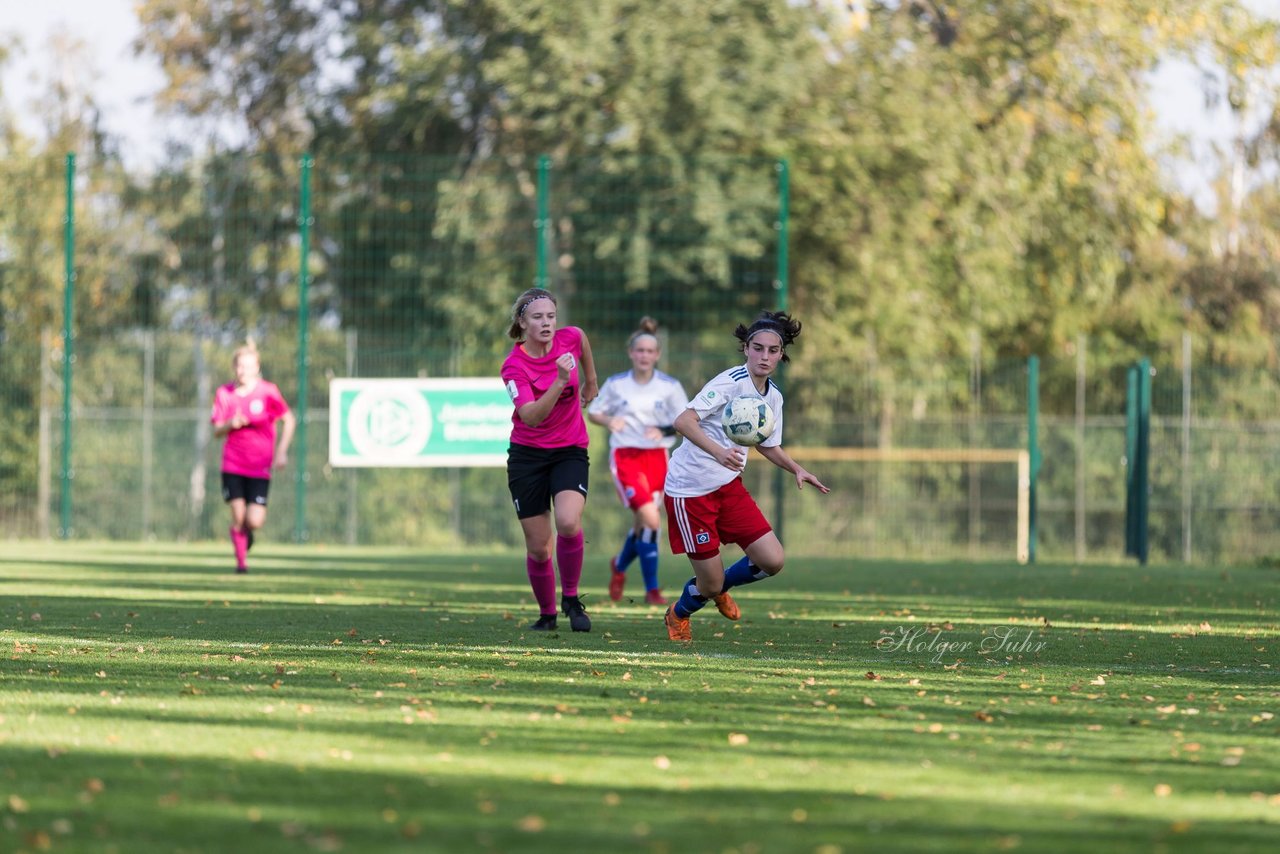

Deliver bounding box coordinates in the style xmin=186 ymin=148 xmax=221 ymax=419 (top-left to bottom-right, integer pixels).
xmin=721 ymin=395 xmax=776 ymax=446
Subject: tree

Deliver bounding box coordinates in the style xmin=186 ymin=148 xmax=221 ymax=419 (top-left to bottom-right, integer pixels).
xmin=786 ymin=1 xmax=1275 ymax=418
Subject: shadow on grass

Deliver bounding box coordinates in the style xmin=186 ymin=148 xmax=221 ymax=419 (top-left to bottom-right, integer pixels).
xmin=2 ymin=742 xmax=1275 ymax=854
xmin=3 ymin=546 xmax=1278 ymax=852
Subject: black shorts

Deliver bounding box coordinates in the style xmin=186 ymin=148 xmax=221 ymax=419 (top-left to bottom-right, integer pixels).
xmin=222 ymin=472 xmax=271 ymax=506
xmin=507 ymin=443 xmax=589 ymax=519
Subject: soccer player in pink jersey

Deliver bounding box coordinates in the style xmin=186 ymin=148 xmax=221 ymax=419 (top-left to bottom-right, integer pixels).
xmin=587 ymin=317 xmax=689 ymax=606
xmin=210 ymin=342 xmax=295 ymax=573
xmin=501 ymin=288 xmax=599 ymax=632
xmin=662 ymin=312 xmax=829 ymax=642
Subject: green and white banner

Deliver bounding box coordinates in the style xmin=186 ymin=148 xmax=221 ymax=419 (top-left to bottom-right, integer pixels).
xmin=328 ymin=379 xmax=511 ymax=467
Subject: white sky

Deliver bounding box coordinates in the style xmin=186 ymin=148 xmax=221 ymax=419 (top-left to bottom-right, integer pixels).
xmin=0 ymin=0 xmax=1277 ymax=205
xmin=0 ymin=0 xmax=169 ymax=166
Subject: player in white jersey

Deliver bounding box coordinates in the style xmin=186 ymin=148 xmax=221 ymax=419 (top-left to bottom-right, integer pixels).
xmin=588 ymin=317 xmax=690 ymax=605
xmin=662 ymin=311 xmax=829 ymax=642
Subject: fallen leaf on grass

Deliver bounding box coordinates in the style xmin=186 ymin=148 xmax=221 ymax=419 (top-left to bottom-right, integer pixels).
xmin=728 ymin=733 xmax=749 ymax=746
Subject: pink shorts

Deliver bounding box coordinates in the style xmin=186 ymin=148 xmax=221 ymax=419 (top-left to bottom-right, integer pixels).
xmin=664 ymin=477 xmax=772 ymax=559
xmin=610 ymin=447 xmax=669 ymax=510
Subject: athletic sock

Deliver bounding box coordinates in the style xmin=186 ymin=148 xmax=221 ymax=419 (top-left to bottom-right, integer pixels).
xmin=229 ymin=525 xmax=248 ymax=571
xmin=722 ymin=556 xmax=769 ymax=592
xmin=615 ymin=530 xmax=638 ymax=572
xmin=556 ymin=531 xmax=585 ymax=598
xmin=673 ymin=577 xmax=709 ymax=619
xmin=526 ymin=555 xmax=557 ymax=616
xmin=637 ymin=527 xmax=660 ymax=592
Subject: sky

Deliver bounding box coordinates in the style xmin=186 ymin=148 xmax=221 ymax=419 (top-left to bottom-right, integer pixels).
xmin=1 ymin=0 xmax=1277 ymax=208
xmin=0 ymin=0 xmax=170 ymax=164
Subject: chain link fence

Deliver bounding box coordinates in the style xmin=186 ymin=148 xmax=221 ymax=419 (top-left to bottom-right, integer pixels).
xmin=3 ymin=152 xmax=1279 ymax=564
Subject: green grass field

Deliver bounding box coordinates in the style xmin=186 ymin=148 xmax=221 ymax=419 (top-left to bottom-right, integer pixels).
xmin=1 ymin=542 xmax=1277 ymax=853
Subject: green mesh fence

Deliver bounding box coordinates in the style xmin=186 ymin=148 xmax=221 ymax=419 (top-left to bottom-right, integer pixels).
xmin=5 ymin=152 xmax=1280 ymax=563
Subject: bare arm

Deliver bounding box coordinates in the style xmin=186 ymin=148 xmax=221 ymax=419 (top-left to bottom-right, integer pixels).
xmin=273 ymin=410 xmax=297 ymax=469
xmin=516 ymin=354 xmax=574 ymax=427
xmin=673 ymin=408 xmax=746 ymax=472
xmin=578 ymin=329 xmax=599 ymax=405
xmin=755 ymin=444 xmax=830 ymax=493
xmin=212 ymin=412 xmax=249 ymax=438
xmin=588 ymin=410 xmax=626 ymax=432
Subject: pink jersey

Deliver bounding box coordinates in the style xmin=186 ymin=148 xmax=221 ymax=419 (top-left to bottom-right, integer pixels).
xmin=501 ymin=326 xmax=589 ymax=449
xmin=211 ymin=380 xmax=290 ymax=479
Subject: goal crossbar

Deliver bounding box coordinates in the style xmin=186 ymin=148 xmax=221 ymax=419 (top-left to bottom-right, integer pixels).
xmin=785 ymin=447 xmax=1031 ymax=564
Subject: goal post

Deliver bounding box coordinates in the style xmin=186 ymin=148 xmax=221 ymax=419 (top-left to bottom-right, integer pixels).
xmin=786 ymin=447 xmax=1032 ymax=564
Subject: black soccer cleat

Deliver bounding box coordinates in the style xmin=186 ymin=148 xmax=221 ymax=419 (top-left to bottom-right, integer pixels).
xmin=561 ymin=595 xmax=591 ymax=633
xmin=529 ymin=614 xmax=558 ymax=631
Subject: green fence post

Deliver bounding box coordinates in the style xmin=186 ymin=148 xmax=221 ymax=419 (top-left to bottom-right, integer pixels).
xmin=536 ymin=155 xmax=550 ymax=288
xmin=1124 ymin=364 xmax=1138 ymax=556
xmin=1124 ymin=359 xmax=1151 ymax=564
xmin=60 ymin=153 xmax=75 ymax=539
xmin=773 ymin=159 xmax=791 ymax=541
xmin=294 ymin=154 xmax=313 ymax=543
xmin=1027 ymin=355 xmax=1040 ymax=564
xmin=1138 ymin=359 xmax=1151 ymax=563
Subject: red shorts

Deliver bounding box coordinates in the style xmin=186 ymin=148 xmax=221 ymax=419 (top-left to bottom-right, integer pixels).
xmin=610 ymin=447 xmax=669 ymax=510
xmin=664 ymin=477 xmax=772 ymax=559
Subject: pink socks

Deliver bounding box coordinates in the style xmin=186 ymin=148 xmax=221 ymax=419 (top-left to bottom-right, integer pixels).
xmin=526 ymin=531 xmax=585 ymax=611
xmin=229 ymin=526 xmax=248 ymax=572
xmin=556 ymin=531 xmax=584 ymax=598
xmin=526 ymin=555 xmax=556 ymax=615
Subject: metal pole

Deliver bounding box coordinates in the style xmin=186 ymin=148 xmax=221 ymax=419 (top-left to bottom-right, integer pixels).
xmin=60 ymin=153 xmax=75 ymax=538
xmin=294 ymin=154 xmax=314 ymax=542
xmin=38 ymin=329 xmax=52 ymax=540
xmin=1181 ymin=333 xmax=1192 ymax=562
xmin=345 ymin=329 xmax=358 ymax=546
xmin=968 ymin=329 xmax=981 ymax=556
xmin=1027 ymin=355 xmax=1040 ymax=564
xmin=536 ymin=155 xmax=550 ymax=288
xmin=1075 ymin=334 xmax=1086 ymax=562
xmin=772 ymin=159 xmax=791 ymax=541
xmin=1138 ymin=359 xmax=1152 ymax=564
xmin=141 ymin=330 xmax=155 ymax=539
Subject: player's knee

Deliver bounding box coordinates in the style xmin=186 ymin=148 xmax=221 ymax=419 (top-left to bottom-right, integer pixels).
xmin=527 ymin=547 xmax=553 ymax=562
xmin=758 ymin=558 xmax=784 ymax=576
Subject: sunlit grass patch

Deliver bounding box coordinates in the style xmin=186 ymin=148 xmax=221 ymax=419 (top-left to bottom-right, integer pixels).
xmin=2 ymin=543 xmax=1277 ymax=852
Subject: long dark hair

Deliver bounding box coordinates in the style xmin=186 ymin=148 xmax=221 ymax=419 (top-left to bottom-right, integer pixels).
xmin=734 ymin=311 xmax=801 ymax=363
